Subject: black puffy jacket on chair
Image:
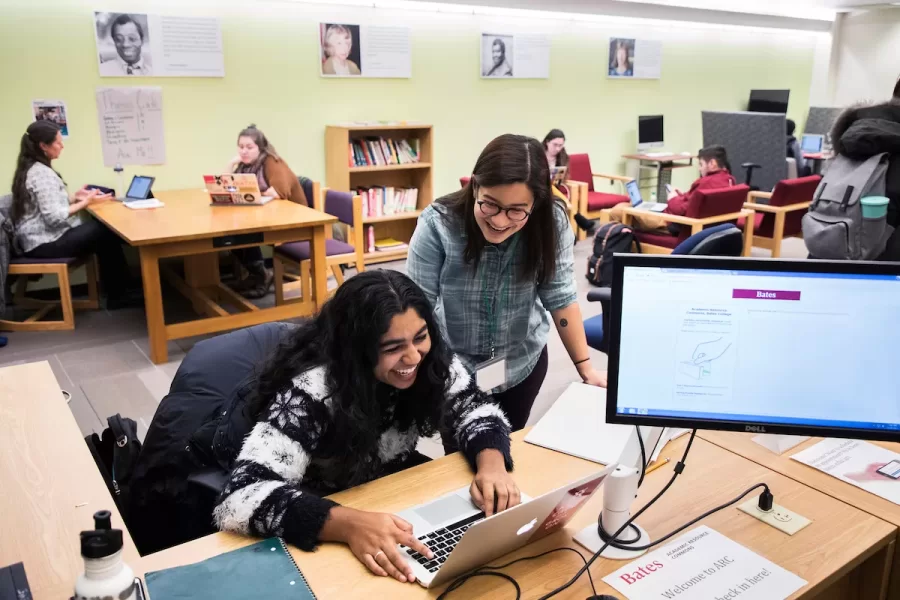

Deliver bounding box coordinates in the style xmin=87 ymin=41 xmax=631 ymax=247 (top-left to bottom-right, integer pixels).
xmin=127 ymin=322 xmax=297 ymax=555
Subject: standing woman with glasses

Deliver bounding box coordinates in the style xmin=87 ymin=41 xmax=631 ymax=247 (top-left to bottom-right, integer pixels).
xmin=408 ymin=134 xmax=606 ymax=433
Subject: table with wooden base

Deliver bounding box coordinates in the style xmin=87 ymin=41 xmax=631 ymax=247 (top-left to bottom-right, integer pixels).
xmin=0 ymin=362 xmax=142 ymax=600
xmin=701 ymin=431 xmax=900 ymax=600
xmin=89 ymin=190 xmax=337 ymax=364
xmin=141 ymin=431 xmax=896 ymax=600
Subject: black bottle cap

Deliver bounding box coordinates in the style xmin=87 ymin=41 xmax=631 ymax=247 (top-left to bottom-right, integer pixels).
xmin=80 ymin=510 xmax=123 ymax=559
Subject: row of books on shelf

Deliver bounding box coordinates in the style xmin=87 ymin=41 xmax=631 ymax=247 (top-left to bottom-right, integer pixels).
xmin=358 ymin=186 xmax=419 ymax=218
xmin=365 ymin=227 xmax=409 ymax=254
xmin=349 ymin=137 xmax=420 ymax=167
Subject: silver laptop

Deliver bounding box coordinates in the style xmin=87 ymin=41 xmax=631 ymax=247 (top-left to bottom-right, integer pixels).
xmin=626 ymin=180 xmax=666 ymax=212
xmin=397 ymin=467 xmax=613 ymax=588
xmin=800 ymin=133 xmax=824 ymax=154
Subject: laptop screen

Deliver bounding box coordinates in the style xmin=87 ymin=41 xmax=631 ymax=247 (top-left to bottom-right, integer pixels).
xmin=800 ymin=134 xmax=823 ymax=153
xmin=126 ymin=176 xmax=153 ymax=200
xmin=625 ymin=180 xmax=643 ymax=206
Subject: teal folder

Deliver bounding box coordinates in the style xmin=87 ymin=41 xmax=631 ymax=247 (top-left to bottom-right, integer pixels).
xmin=145 ymin=538 xmax=316 ymax=599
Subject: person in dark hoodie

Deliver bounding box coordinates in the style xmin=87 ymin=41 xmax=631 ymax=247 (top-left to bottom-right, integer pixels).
xmin=830 ymin=76 xmax=900 ymax=259
xmin=786 ymin=119 xmax=809 ymax=177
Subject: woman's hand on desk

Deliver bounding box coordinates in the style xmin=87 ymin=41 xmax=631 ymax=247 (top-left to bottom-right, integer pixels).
xmin=578 ymin=363 xmax=608 ymax=388
xmin=471 ymin=449 xmax=520 ymax=517
xmin=320 ymin=506 xmax=433 ymax=583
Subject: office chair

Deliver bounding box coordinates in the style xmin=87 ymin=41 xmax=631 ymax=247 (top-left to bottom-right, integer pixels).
xmin=741 ymin=162 xmax=762 ymax=192
xmin=583 ymin=224 xmax=744 ymax=353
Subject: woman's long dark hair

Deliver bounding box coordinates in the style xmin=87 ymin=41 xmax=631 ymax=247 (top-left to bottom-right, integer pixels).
xmin=542 ymin=129 xmax=569 ymax=168
xmin=439 ymin=134 xmax=560 ymax=285
xmin=11 ymin=121 xmax=62 ymax=222
xmin=249 ymin=270 xmax=451 ymax=485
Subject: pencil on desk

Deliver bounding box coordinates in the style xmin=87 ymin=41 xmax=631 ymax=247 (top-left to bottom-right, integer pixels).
xmin=645 ymin=457 xmax=670 ymax=475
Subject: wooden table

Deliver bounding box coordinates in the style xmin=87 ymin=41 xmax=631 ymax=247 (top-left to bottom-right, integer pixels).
xmin=0 ymin=362 xmax=142 ymax=599
xmin=141 ymin=431 xmax=896 ymax=599
xmin=701 ymin=431 xmax=900 ymax=600
xmin=90 ymin=190 xmax=337 ymax=363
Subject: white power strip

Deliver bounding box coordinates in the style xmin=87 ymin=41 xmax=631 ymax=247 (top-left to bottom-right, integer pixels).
xmin=738 ymin=498 xmax=812 ymax=535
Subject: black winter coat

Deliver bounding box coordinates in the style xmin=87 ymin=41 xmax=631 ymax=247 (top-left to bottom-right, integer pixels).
xmin=127 ymin=322 xmax=295 ymax=555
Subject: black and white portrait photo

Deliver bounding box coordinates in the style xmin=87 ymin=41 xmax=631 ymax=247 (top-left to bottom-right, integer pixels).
xmin=482 ymin=34 xmax=514 ymax=78
xmin=95 ymin=12 xmax=153 ymax=77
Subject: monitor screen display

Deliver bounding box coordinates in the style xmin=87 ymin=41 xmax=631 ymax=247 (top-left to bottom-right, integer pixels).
xmin=638 ymin=115 xmax=664 ymax=145
xmin=126 ymin=176 xmax=154 ymax=200
xmin=607 ymin=256 xmax=900 ymax=440
xmin=801 ymin=134 xmax=823 ymax=153
xmin=748 ymin=89 xmax=790 ymax=113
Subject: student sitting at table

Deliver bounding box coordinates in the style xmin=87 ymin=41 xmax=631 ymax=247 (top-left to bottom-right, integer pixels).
xmin=543 ymin=128 xmax=596 ymax=234
xmin=225 ymin=124 xmax=308 ymax=298
xmin=213 ymin=269 xmax=518 ymax=584
xmin=607 ymin=145 xmax=736 ymax=233
xmin=10 ymin=121 xmax=141 ymax=309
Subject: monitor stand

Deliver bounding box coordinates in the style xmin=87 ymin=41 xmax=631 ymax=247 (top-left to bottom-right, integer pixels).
xmin=750 ymin=434 xmax=810 ymax=455
xmin=574 ymin=465 xmax=650 ymax=560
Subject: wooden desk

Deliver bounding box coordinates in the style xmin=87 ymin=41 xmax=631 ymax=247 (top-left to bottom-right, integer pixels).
xmin=0 ymin=362 xmax=142 ymax=599
xmin=701 ymin=431 xmax=900 ymax=600
xmin=89 ymin=190 xmax=337 ymax=363
xmin=141 ymin=432 xmax=895 ymax=599
xmin=622 ymin=153 xmax=695 ymax=201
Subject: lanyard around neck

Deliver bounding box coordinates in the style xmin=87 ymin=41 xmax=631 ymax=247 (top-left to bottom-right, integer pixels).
xmin=480 ymin=236 xmax=518 ymax=359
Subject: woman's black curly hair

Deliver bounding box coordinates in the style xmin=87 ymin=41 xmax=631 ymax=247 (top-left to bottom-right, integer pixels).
xmin=248 ymin=269 xmax=451 ymax=485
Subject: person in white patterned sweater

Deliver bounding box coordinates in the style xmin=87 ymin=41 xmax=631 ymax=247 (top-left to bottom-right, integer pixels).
xmin=214 ymin=270 xmax=519 ymax=584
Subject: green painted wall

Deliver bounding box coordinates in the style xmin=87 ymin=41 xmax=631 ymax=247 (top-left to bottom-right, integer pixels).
xmin=0 ymin=0 xmax=820 ymax=197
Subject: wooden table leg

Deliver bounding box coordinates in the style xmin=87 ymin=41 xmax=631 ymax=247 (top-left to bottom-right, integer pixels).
xmin=184 ymin=253 xmax=221 ymax=315
xmin=139 ymin=247 xmax=167 ymax=364
xmin=311 ymin=225 xmax=328 ymax=311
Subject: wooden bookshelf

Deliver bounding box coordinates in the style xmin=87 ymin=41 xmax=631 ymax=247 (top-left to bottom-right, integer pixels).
xmin=325 ymin=123 xmax=433 ymax=265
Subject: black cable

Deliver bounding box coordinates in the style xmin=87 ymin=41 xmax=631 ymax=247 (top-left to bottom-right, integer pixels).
xmin=535 ymin=429 xmax=699 ymax=600
xmin=436 ymin=547 xmax=597 ymax=599
xmin=599 ymin=482 xmax=770 ymax=551
xmin=635 ymin=426 xmax=647 ymax=487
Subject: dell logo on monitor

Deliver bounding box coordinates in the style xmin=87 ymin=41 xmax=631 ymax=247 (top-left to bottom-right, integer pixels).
xmin=745 ymin=425 xmax=767 ymax=433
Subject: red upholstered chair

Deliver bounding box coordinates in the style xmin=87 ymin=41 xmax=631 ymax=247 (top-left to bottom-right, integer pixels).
xmin=740 ymin=175 xmax=820 ymax=257
xmin=460 ymin=176 xmax=471 ymax=188
xmin=567 ymin=153 xmax=633 ymax=241
xmin=625 ymin=185 xmax=755 ymax=256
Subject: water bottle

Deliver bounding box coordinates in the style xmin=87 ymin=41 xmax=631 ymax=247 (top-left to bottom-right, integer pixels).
xmin=114 ymin=164 xmax=125 ymax=198
xmin=73 ymin=511 xmax=138 ymax=600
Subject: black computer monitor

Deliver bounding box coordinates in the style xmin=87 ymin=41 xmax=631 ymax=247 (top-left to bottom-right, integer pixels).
xmin=748 ymin=89 xmax=790 ymax=113
xmin=637 ymin=115 xmax=664 ymax=150
xmin=605 ymin=255 xmax=900 ymax=442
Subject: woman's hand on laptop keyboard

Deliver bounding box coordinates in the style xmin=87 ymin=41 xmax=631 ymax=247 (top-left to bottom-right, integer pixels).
xmin=471 ymin=449 xmax=521 ymax=517
xmin=321 ymin=506 xmax=434 ymax=583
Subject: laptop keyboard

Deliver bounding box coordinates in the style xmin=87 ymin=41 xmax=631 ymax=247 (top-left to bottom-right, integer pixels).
xmin=403 ymin=511 xmax=485 ymax=573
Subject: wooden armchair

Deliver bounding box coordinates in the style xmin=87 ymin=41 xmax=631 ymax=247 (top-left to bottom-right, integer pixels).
xmin=740 ymin=175 xmax=820 ymax=258
xmin=619 ymin=185 xmax=755 ymax=256
xmin=567 ymin=153 xmax=633 ymax=241
xmin=273 ymin=186 xmax=365 ymax=307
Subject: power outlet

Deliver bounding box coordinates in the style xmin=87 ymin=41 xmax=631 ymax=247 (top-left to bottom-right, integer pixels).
xmin=737 ymin=498 xmax=812 ymax=535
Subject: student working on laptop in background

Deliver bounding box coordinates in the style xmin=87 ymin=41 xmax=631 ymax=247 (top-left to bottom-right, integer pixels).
xmin=224 ymin=124 xmax=308 ymax=298
xmin=607 ymin=144 xmax=736 ymax=233
xmin=786 ymin=119 xmax=809 ymax=176
xmin=213 ymin=270 xmax=518 ymax=585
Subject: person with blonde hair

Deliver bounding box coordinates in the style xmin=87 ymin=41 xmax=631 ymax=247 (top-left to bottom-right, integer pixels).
xmin=322 ymin=25 xmax=361 ymax=76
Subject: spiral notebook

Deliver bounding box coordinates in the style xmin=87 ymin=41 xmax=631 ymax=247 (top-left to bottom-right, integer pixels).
xmin=145 ymin=538 xmax=316 ymax=599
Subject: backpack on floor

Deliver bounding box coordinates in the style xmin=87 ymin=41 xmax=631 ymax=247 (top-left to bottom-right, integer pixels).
xmin=586 ymin=223 xmax=640 ymax=287
xmin=802 ymin=152 xmax=894 ymax=260
xmin=85 ymin=414 xmax=142 ymax=521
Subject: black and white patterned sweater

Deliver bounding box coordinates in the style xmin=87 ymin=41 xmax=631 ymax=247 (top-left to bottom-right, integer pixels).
xmin=213 ymin=356 xmax=512 ymax=550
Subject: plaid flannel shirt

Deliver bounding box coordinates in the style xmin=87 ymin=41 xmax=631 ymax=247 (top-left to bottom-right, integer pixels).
xmin=408 ymin=199 xmax=577 ymax=392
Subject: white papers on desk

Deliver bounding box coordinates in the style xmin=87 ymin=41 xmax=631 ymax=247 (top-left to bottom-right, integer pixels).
xmin=125 ymin=199 xmax=165 ymax=210
xmin=603 ymin=526 xmax=807 ymax=600
xmin=791 ymin=438 xmax=900 ymax=506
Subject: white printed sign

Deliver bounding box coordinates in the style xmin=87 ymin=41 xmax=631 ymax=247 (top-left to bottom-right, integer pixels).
xmin=319 ymin=23 xmax=411 ymax=78
xmin=94 ymin=11 xmax=225 ymax=78
xmin=792 ymin=438 xmax=900 ymax=505
xmin=95 ymin=87 xmax=166 ymax=167
xmin=603 ymin=526 xmax=806 ymax=599
xmin=481 ymin=32 xmax=550 ymax=79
